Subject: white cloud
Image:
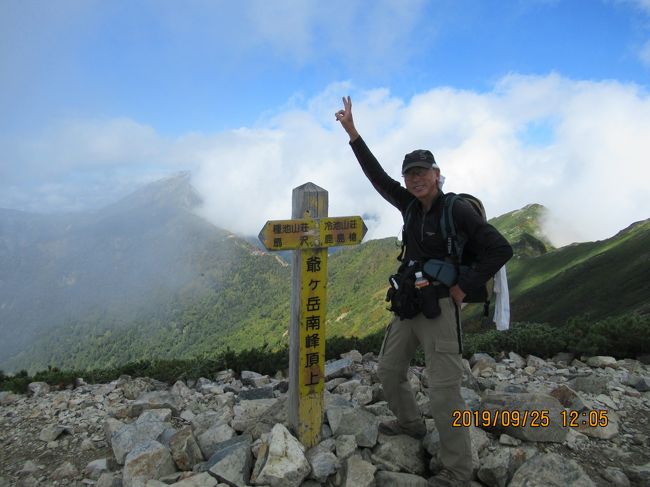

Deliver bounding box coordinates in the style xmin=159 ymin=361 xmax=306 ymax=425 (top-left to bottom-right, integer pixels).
xmin=2 ymin=75 xmax=649 ymax=246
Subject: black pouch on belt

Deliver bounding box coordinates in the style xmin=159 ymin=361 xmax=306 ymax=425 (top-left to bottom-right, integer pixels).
xmin=419 ymin=283 xmax=441 ymax=319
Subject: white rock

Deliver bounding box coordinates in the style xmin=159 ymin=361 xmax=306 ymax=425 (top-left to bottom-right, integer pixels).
xmin=251 ymin=423 xmax=310 ymax=487
xmin=586 ymin=356 xmax=618 ymax=368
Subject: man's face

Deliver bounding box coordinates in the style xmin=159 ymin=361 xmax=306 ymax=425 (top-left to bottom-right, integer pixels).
xmin=404 ymin=166 xmax=439 ymax=199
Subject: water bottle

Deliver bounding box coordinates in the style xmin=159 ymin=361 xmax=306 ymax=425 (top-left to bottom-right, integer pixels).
xmin=414 ymin=271 xmax=429 ymax=289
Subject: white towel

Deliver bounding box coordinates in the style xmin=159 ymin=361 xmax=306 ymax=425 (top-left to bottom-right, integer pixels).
xmin=492 ymin=265 xmax=510 ymax=331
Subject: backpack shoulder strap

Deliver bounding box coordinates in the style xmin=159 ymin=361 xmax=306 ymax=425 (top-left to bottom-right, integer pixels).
xmin=396 ymin=198 xmax=419 ymax=262
xmin=440 ymin=192 xmax=462 ymax=257
xmin=403 ymin=197 xmax=418 ymax=226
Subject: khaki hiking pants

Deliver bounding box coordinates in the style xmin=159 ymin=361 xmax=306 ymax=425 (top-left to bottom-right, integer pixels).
xmin=377 ymin=296 xmax=473 ymax=482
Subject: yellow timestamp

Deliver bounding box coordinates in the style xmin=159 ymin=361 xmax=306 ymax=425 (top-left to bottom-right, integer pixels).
xmin=452 ymin=409 xmax=550 ymax=428
xmin=561 ymin=409 xmax=609 ymax=428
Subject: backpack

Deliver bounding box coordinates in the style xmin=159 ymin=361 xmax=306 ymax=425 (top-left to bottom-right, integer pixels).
xmin=398 ymin=192 xmax=493 ymax=316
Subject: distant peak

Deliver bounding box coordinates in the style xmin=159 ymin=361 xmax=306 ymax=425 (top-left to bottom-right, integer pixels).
xmin=107 ymin=172 xmax=202 ymax=212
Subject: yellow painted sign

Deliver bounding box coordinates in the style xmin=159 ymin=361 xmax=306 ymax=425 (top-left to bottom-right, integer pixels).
xmin=258 ymin=218 xmax=319 ymax=250
xmin=259 ymin=196 xmax=367 ymax=448
xmin=258 ymin=216 xmax=367 ymax=251
xmin=318 ymin=216 xmax=365 ymax=248
xmin=297 ymin=247 xmax=328 ymax=445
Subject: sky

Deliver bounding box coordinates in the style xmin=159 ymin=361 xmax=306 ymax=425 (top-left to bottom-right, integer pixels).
xmin=1 ymin=0 xmax=650 ymax=246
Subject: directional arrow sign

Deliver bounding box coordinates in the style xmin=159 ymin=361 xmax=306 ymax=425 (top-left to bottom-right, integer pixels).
xmin=258 ymin=216 xmax=367 ymax=251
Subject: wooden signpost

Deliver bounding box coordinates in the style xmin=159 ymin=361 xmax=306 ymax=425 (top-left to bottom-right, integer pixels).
xmin=258 ymin=182 xmax=367 ymax=447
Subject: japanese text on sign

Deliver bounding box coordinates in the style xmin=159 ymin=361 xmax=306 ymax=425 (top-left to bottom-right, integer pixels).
xmin=300 ymin=249 xmax=327 ymax=392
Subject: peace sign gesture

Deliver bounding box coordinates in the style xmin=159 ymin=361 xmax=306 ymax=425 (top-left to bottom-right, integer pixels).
xmin=335 ymin=96 xmax=359 ymax=141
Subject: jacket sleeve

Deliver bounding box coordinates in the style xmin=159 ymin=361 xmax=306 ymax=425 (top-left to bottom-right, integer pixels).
xmin=453 ymin=199 xmax=514 ymax=294
xmin=350 ymin=137 xmax=413 ymax=213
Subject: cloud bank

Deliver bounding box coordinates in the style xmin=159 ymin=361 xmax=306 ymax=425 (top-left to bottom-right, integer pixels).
xmin=2 ymin=74 xmax=649 ymax=246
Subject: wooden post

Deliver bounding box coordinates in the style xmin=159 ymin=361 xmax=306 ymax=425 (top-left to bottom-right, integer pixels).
xmin=257 ymin=182 xmax=367 ymax=447
xmin=289 ymin=182 xmax=328 ymax=447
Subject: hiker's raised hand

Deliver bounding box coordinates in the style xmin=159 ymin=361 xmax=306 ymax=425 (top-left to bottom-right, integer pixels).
xmin=335 ymin=96 xmax=359 ymax=141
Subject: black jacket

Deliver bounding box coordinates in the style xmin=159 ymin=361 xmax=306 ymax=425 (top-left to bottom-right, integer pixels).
xmin=350 ymin=136 xmax=513 ymax=295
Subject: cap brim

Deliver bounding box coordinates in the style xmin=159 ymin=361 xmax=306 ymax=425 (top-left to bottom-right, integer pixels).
xmin=402 ymin=161 xmax=439 ymax=175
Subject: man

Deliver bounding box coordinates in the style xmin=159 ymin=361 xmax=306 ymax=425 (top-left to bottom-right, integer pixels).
xmin=335 ymin=96 xmax=513 ymax=487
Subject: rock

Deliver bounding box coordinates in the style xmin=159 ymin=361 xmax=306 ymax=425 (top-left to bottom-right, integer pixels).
xmin=215 ymin=369 xmax=236 ymax=382
xmin=131 ymin=391 xmax=181 ymax=416
xmin=306 ymin=445 xmax=340 ymax=482
xmin=169 ymin=426 xmax=204 ymax=471
xmin=568 ymin=375 xmax=609 ymax=395
xmin=0 ymin=391 xmax=19 ymax=405
xmin=477 ymin=449 xmax=511 ymax=487
xmin=601 ymin=466 xmax=631 ymax=487
xmin=575 ymin=410 xmax=620 ymax=440
xmin=169 ymin=472 xmax=219 ymax=486
xmin=241 ymin=371 xmax=270 ymax=388
xmin=371 ymin=433 xmax=427 ymax=475
xmin=84 ymin=458 xmax=109 ymax=480
xmin=629 ymin=375 xmax=650 ymax=392
xmin=111 ymin=411 xmax=172 ymax=464
xmin=364 ymin=400 xmax=392 ymax=417
xmin=121 ymin=377 xmax=157 ymax=400
xmin=334 ymin=379 xmax=361 ymax=395
xmin=326 ymin=407 xmax=378 ymax=447
xmin=104 ymin=417 xmax=125 ymax=444
xmin=499 ymin=433 xmax=521 ymax=446
xmin=508 ymin=452 xmax=595 ymax=487
xmin=470 ymin=425 xmax=489 ymax=455
xmin=469 ymin=353 xmax=495 ymax=368
xmin=625 ymin=462 xmax=650 ymax=485
xmin=19 ymin=460 xmax=41 ymax=476
xmin=206 ymin=434 xmax=253 ymax=486
xmin=39 ymin=424 xmax=72 ymax=442
xmin=564 ymin=428 xmax=589 ymax=450
xmin=551 ymin=352 xmax=575 ymax=365
xmin=197 ymin=422 xmax=237 ymax=458
xmin=342 ymin=455 xmax=376 ymax=487
xmin=191 ymin=410 xmax=232 ymax=436
xmin=586 ymin=356 xmax=618 ymax=368
xmin=335 ymin=434 xmax=357 ymax=460
xmin=479 ymin=391 xmax=568 ymax=442
xmin=27 ymin=382 xmax=50 ymax=397
xmin=325 ymin=358 xmax=354 ymax=380
xmin=375 ymin=470 xmax=429 ymax=486
xmin=352 ymin=385 xmax=373 ymax=406
xmin=477 ymin=446 xmax=537 ymax=487
xmin=196 ymin=377 xmax=218 ymax=394
xmin=526 ymin=355 xmax=548 ymax=368
xmin=549 ymin=384 xmax=591 ymax=411
xmin=231 ymin=398 xmax=279 ymax=432
xmin=170 ymin=381 xmax=194 ymax=401
xmin=251 ymin=423 xmax=310 ymax=487
xmin=123 ymin=440 xmax=177 ymax=487
xmin=51 ymin=461 xmax=78 ymax=480
xmin=461 ymin=386 xmax=481 ymax=411
xmin=96 ymin=472 xmax=121 ymax=487
xmin=81 ymin=438 xmax=96 ymax=451
xmin=239 ymin=386 xmax=275 ymax=401
xmin=341 ymin=350 xmax=363 ymax=363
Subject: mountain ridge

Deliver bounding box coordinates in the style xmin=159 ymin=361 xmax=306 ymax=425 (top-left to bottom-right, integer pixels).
xmin=1 ymin=176 xmax=647 ymax=372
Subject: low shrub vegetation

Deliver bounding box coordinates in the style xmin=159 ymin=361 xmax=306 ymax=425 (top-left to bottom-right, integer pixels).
xmin=2 ymin=313 xmax=647 ymax=394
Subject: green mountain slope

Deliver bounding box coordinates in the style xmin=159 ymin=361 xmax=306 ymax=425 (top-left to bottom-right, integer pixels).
xmin=507 ymin=219 xmax=650 ymax=323
xmin=490 ymin=203 xmax=554 ymax=257
xmin=3 ymin=175 xmax=647 ymax=373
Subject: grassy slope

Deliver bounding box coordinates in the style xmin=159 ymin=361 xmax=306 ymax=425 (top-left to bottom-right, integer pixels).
xmin=6 ymin=206 xmax=648 ymax=373
xmin=508 ymin=220 xmax=650 ymax=323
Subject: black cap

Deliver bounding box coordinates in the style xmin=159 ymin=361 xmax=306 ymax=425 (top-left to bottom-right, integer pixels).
xmin=402 ymin=149 xmax=439 ymax=175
